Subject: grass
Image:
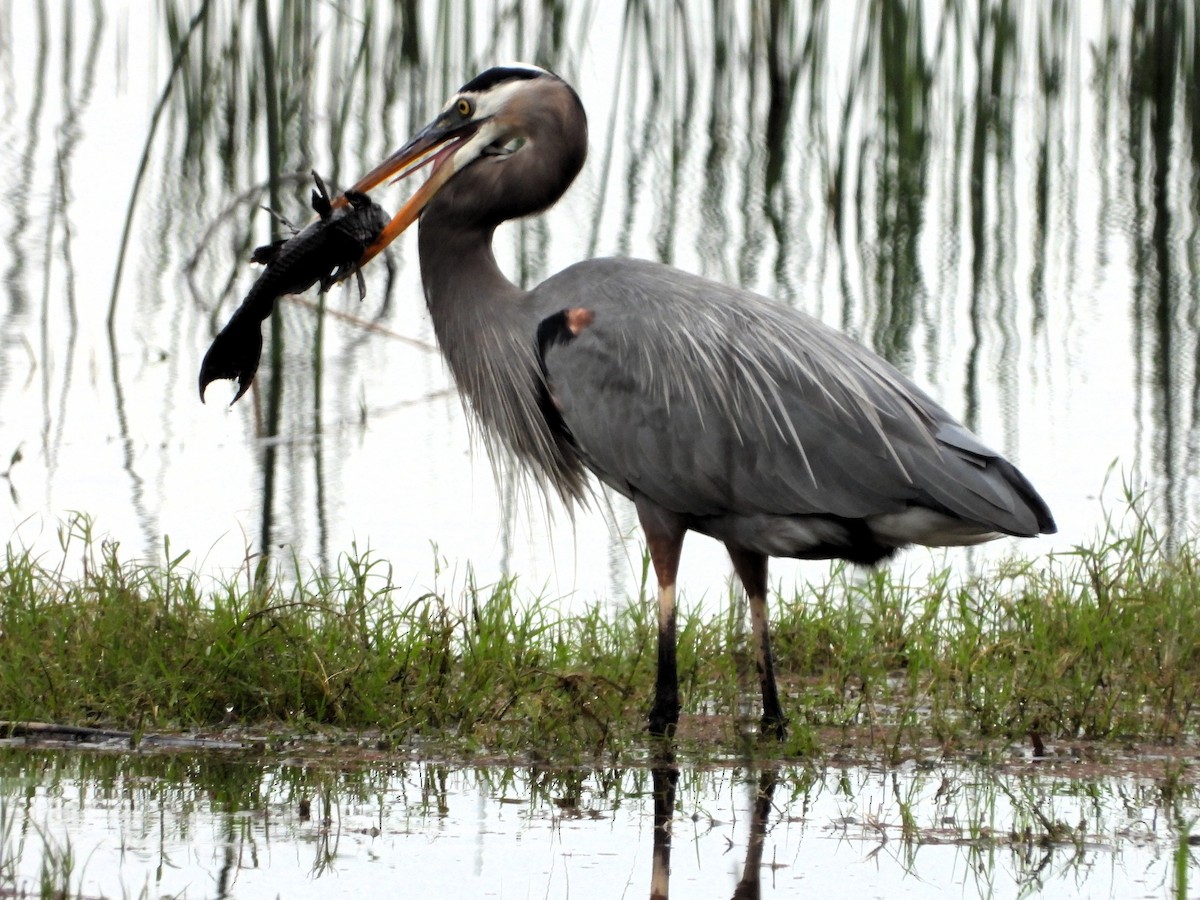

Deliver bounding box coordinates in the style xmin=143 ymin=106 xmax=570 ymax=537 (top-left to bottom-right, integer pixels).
xmin=1 ymin=509 xmax=1198 ymax=762
xmin=777 ymin=522 xmax=1200 ymax=752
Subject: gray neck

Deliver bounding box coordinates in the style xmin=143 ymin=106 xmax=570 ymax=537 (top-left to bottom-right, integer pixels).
xmin=418 ymin=219 xmax=522 ymax=316
xmin=417 ymin=215 xmax=587 ymax=503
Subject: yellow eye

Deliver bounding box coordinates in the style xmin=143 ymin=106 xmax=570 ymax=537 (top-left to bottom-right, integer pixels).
xmin=456 ymin=98 xmax=473 ymax=117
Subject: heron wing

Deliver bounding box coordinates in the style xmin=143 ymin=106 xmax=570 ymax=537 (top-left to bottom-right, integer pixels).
xmin=535 ymin=258 xmax=1052 ymax=538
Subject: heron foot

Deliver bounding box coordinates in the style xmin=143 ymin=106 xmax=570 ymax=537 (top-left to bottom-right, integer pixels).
xmin=760 ymin=713 xmax=788 ymax=742
xmin=647 ymin=702 xmax=680 ymax=739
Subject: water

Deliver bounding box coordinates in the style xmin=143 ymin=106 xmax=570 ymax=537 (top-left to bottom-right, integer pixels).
xmin=1 ymin=1 xmax=1196 ymax=603
xmin=1 ymin=742 xmax=1196 ymax=899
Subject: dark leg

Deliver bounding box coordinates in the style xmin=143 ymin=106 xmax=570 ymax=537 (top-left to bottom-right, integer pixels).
xmin=727 ymin=546 xmax=787 ymax=739
xmin=636 ymin=496 xmax=687 ymax=738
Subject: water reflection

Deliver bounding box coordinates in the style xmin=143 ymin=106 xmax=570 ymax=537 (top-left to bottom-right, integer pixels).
xmin=0 ymin=744 xmax=1196 ymax=898
xmin=0 ymin=1 xmax=1198 ymax=597
xmin=651 ymin=764 xmax=777 ymax=900
xmin=651 ymin=766 xmax=677 ymax=900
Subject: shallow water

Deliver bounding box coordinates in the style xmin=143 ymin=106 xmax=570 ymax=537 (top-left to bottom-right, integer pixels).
xmin=1 ymin=742 xmax=1197 ymax=899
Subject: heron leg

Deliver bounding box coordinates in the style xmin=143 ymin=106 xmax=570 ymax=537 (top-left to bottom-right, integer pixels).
xmin=727 ymin=546 xmax=788 ymax=739
xmin=636 ymin=497 xmax=686 ymax=738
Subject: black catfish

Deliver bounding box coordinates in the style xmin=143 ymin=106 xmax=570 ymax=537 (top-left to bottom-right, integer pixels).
xmin=199 ymin=171 xmax=390 ymax=404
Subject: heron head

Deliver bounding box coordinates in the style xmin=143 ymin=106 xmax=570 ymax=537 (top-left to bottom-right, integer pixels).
xmin=345 ymin=64 xmax=587 ymax=264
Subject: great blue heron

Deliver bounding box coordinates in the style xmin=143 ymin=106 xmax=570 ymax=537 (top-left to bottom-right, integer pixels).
xmin=339 ymin=64 xmax=1056 ymax=739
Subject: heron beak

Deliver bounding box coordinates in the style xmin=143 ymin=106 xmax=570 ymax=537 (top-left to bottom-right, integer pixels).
xmin=339 ymin=121 xmax=476 ymax=267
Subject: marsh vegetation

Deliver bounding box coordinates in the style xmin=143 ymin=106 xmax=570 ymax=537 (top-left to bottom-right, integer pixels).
xmin=1 ymin=506 xmax=1196 ymax=762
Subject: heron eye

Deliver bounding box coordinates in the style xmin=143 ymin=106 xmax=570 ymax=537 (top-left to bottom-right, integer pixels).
xmin=456 ymin=98 xmax=473 ymax=118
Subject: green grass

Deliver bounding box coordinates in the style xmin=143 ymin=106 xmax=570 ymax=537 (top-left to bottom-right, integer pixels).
xmin=1 ymin=511 xmax=1199 ymax=759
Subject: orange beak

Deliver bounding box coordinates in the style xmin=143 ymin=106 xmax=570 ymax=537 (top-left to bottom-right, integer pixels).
xmin=334 ymin=121 xmax=478 ymax=268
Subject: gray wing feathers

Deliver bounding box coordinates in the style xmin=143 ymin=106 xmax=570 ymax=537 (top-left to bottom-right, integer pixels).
xmin=538 ymin=259 xmax=1051 ymax=538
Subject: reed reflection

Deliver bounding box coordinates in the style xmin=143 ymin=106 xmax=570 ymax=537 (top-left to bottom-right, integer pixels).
xmin=4 ymin=0 xmax=1200 ymax=589
xmin=0 ymin=749 xmax=1197 ymax=896
xmin=1127 ymin=0 xmax=1200 ymax=541
xmin=650 ymin=764 xmax=778 ymax=900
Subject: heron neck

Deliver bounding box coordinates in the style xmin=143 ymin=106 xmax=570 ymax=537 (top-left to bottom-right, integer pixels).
xmin=416 ymin=213 xmax=539 ymax=400
xmin=417 ymin=217 xmax=524 ymax=319
xmin=414 ymin=210 xmax=587 ymax=503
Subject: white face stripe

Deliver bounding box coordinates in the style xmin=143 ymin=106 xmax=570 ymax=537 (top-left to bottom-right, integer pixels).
xmin=472 ymin=78 xmax=532 ymax=117
xmin=446 ymin=118 xmax=511 ymax=177
xmin=437 ymin=65 xmax=551 ymax=172
xmin=440 ymin=76 xmax=535 ymax=119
